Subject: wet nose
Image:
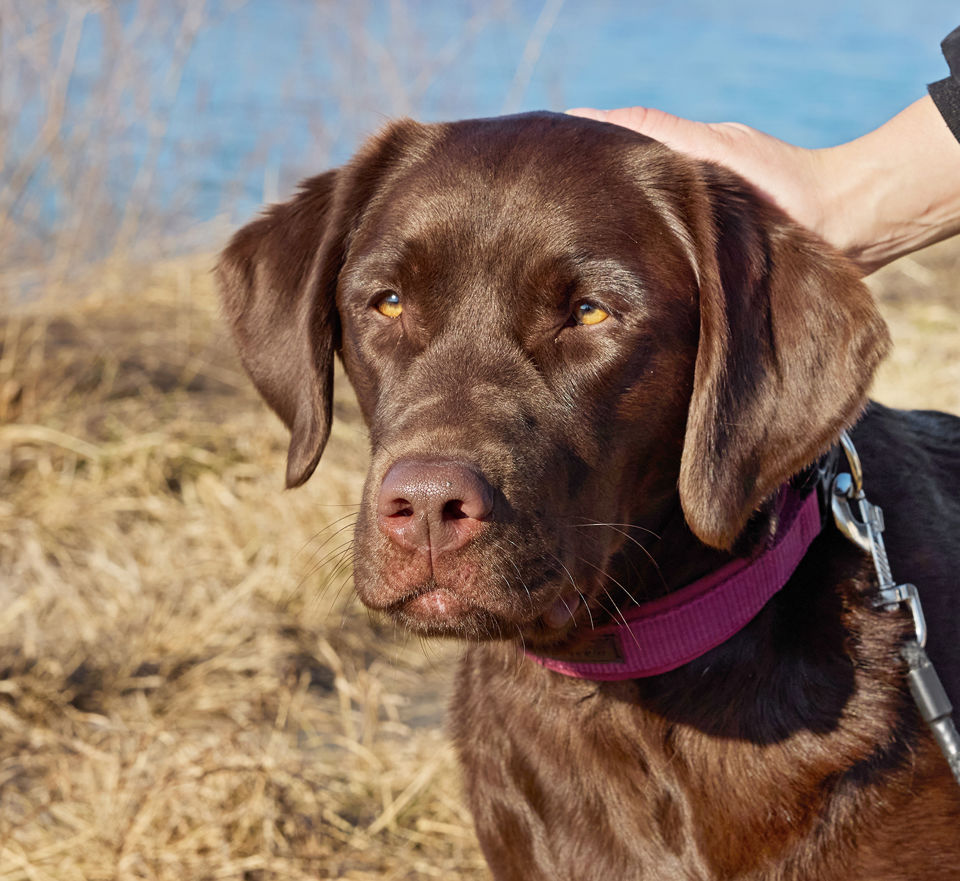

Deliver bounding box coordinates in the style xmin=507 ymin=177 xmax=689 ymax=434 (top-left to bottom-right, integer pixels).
xmin=377 ymin=459 xmax=494 ymax=554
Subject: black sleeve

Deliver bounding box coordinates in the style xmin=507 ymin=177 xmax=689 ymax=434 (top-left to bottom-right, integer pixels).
xmin=929 ymin=26 xmax=960 ymax=143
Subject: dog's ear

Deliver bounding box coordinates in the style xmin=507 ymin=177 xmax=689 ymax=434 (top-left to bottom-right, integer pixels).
xmin=678 ymin=164 xmax=891 ymax=550
xmin=216 ymin=119 xmax=426 ymax=487
xmin=216 ymin=171 xmax=341 ymax=488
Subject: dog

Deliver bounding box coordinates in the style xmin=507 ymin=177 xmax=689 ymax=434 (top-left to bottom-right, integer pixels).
xmin=217 ymin=112 xmax=960 ymax=878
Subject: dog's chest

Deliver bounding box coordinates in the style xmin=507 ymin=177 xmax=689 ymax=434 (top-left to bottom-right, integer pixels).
xmin=449 ymin=640 xmax=960 ymax=881
xmin=452 ymin=662 xmax=697 ymax=879
xmin=450 ymin=646 xmax=828 ymax=881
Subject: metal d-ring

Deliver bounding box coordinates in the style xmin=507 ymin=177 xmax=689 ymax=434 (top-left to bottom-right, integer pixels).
xmin=838 ymin=431 xmax=863 ymax=496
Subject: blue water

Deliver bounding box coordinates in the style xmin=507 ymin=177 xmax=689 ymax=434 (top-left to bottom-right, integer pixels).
xmin=5 ymin=0 xmax=959 ymax=259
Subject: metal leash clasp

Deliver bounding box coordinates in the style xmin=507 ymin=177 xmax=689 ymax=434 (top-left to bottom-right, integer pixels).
xmin=831 ymin=431 xmax=960 ymax=784
xmin=831 ymin=432 xmax=926 ymax=646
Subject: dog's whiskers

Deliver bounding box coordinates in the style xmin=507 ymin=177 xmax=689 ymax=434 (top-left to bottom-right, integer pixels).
xmin=570 ymin=556 xmax=645 ymax=652
xmin=295 ymin=540 xmax=356 ymax=602
xmin=568 ymin=519 xmax=661 ymax=540
xmin=575 ymin=554 xmax=643 ymax=609
xmin=306 ymin=537 xmax=357 ymax=575
xmin=296 ymin=528 xmax=360 ymax=590
xmin=568 ymin=520 xmax=669 ymax=595
xmin=597 ymin=585 xmax=645 ymax=654
xmin=546 ymin=551 xmax=594 ymax=630
xmin=490 ymin=537 xmax=534 ymax=603
xmin=325 ymin=546 xmax=357 ymax=589
xmin=327 ymin=548 xmax=357 ymax=606
xmin=298 ymin=510 xmax=360 ymax=559
xmin=514 ymin=624 xmax=527 ymax=677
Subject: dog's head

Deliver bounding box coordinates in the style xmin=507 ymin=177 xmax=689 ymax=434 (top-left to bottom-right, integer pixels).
xmin=217 ymin=112 xmax=888 ymax=643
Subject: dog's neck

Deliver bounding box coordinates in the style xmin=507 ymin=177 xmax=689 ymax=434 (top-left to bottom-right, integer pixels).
xmin=526 ymin=483 xmax=822 ymax=680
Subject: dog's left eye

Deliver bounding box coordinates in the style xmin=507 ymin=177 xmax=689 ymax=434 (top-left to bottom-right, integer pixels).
xmin=374 ymin=291 xmax=403 ymax=318
xmin=574 ymin=302 xmax=609 ymax=326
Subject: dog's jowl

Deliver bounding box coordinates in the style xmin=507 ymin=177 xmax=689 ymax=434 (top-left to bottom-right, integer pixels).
xmin=218 ymin=112 xmax=960 ymax=879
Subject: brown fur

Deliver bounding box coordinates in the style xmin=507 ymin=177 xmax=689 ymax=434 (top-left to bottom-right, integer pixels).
xmin=218 ymin=112 xmax=960 ymax=879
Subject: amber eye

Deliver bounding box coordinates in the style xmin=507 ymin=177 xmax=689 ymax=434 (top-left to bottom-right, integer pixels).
xmin=575 ymin=302 xmax=609 ymax=326
xmin=375 ymin=290 xmax=402 ymax=318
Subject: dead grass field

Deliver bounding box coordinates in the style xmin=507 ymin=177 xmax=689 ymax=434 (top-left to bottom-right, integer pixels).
xmin=0 ymin=240 xmax=958 ymax=880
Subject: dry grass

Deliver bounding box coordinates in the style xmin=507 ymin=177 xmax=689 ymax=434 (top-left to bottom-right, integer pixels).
xmin=868 ymin=239 xmax=960 ymax=414
xmin=0 ymin=241 xmax=958 ymax=880
xmin=0 ymin=260 xmax=486 ymax=880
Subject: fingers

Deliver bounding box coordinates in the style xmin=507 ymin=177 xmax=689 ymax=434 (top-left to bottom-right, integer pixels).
xmin=567 ymin=106 xmax=719 ymax=157
xmin=567 ymin=106 xmax=667 ymax=136
xmin=565 ymin=107 xmax=607 ymax=122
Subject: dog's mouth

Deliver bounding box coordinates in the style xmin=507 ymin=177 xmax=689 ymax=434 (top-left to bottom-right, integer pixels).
xmin=386 ymin=584 xmax=477 ymax=631
xmin=374 ymin=571 xmax=595 ymax=644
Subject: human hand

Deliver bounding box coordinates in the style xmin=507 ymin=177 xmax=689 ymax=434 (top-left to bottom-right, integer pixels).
xmin=569 ymin=99 xmax=960 ymax=276
xmin=568 ymin=106 xmax=828 ymax=242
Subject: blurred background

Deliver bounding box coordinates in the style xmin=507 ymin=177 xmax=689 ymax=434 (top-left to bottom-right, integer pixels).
xmin=3 ymin=0 xmax=958 ymax=286
xmin=1 ymin=2 xmax=959 ymax=879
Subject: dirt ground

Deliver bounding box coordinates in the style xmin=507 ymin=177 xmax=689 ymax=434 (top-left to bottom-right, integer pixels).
xmin=0 ymin=239 xmax=958 ymax=880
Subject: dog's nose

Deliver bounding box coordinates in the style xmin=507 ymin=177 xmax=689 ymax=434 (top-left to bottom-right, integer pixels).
xmin=377 ymin=459 xmax=494 ymax=554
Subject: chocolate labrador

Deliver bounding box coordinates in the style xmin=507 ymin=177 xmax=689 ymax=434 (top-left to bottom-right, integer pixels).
xmin=217 ymin=112 xmax=960 ymax=878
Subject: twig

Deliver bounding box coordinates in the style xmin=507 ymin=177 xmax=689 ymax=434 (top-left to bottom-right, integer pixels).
xmin=500 ymin=0 xmax=565 ymax=115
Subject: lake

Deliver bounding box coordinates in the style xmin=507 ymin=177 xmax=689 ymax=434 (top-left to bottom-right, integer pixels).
xmin=2 ymin=0 xmax=957 ymax=268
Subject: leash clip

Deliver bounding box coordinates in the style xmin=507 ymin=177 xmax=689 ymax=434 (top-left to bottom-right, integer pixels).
xmin=830 ymin=433 xmax=927 ymax=646
xmin=830 ymin=431 xmax=960 ymax=784
xmin=872 ymin=582 xmax=926 ymax=648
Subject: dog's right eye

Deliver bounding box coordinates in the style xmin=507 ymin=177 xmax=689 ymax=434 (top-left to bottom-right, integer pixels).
xmin=574 ymin=302 xmax=609 ymax=326
xmin=374 ymin=291 xmax=403 ymax=318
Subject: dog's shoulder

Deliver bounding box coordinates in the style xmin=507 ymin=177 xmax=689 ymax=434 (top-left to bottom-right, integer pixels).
xmin=855 ymin=401 xmax=960 ymax=523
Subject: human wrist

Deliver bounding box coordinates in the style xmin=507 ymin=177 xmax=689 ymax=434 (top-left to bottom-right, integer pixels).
xmin=812 ymin=140 xmax=888 ymax=271
xmin=813 ymin=97 xmax=960 ymax=274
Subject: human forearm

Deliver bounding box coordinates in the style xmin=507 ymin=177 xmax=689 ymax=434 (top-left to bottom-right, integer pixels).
xmin=814 ymin=95 xmax=960 ymax=273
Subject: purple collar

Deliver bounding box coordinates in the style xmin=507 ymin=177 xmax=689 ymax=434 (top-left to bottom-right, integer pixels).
xmin=527 ymin=487 xmax=822 ymax=681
